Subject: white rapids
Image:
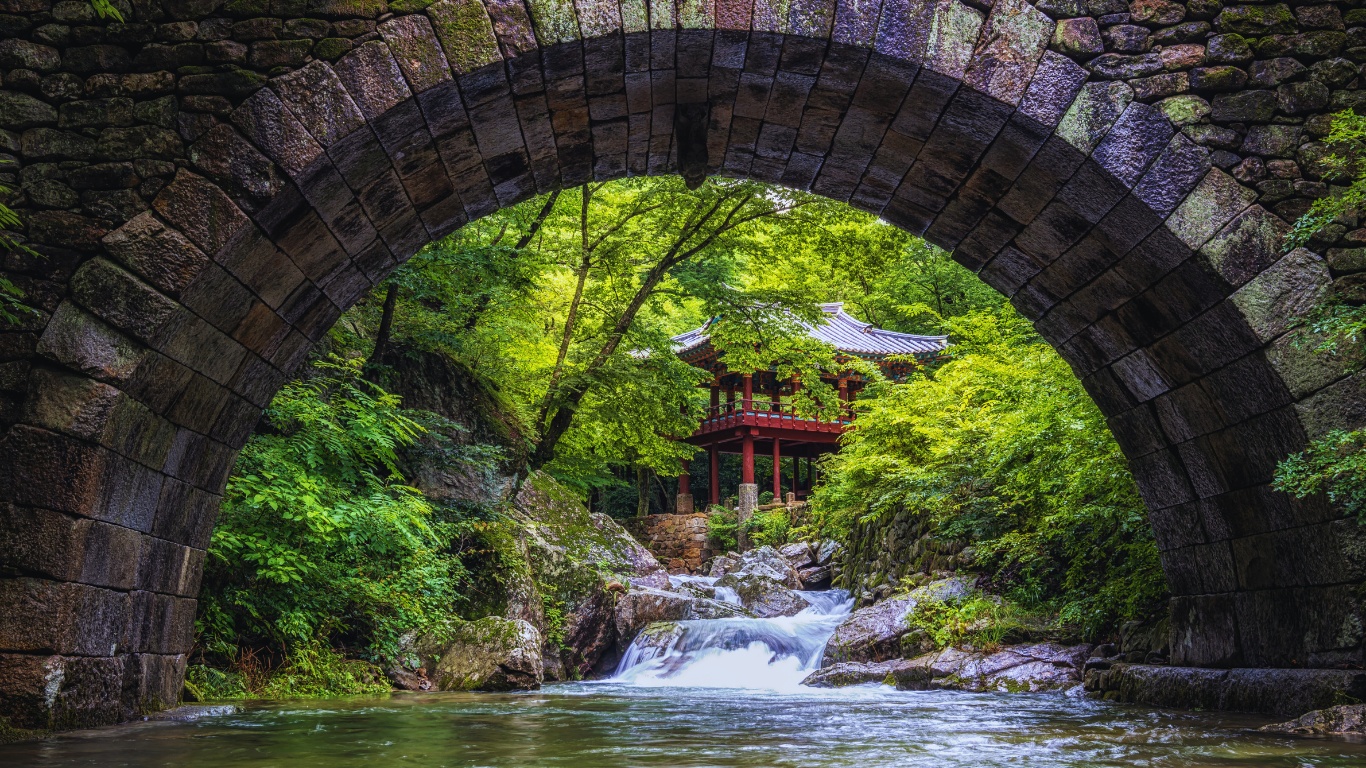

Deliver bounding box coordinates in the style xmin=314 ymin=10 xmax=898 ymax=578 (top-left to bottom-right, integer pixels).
xmin=611 ymin=577 xmax=853 ymax=692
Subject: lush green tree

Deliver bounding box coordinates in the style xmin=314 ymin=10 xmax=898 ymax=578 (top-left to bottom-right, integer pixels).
xmin=811 ymin=307 xmax=1166 ymax=637
xmin=199 ymin=356 xmax=480 ymax=661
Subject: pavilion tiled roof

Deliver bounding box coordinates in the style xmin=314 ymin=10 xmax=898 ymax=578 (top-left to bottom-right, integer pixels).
xmin=672 ymin=302 xmax=949 ymax=359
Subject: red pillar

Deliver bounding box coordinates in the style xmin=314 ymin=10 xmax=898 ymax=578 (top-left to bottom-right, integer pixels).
xmin=772 ymin=437 xmax=782 ymax=499
xmin=678 ymin=458 xmax=691 ymax=496
xmin=741 ymin=432 xmax=755 ymax=484
xmin=709 ymin=383 xmax=720 ymax=416
xmin=726 ymin=386 xmax=735 ymax=413
xmin=709 ymin=447 xmax=720 ymax=505
xmin=742 ymin=373 xmax=753 ymax=413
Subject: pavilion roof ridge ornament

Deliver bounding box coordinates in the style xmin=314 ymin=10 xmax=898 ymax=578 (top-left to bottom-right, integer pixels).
xmin=671 ymin=303 xmax=949 ymax=359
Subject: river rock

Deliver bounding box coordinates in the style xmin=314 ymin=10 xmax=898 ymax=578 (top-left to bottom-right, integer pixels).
xmin=822 ymin=595 xmax=917 ymax=664
xmin=801 ymin=659 xmax=933 ymax=689
xmin=815 ymin=540 xmax=843 ymax=566
xmin=806 ymin=643 xmax=1091 ymax=693
xmin=797 ymin=564 xmax=833 ymax=589
xmin=821 ymin=577 xmax=976 ymax=665
xmin=615 ymin=587 xmax=696 ymax=642
xmin=614 ymin=587 xmax=749 ymax=644
xmin=725 ymin=545 xmax=804 ymax=589
xmin=510 ymin=475 xmax=670 ymax=680
xmin=1261 ymin=704 xmax=1366 ymax=735
xmin=715 ymin=572 xmax=810 ymax=618
xmin=780 ymin=542 xmax=816 ymax=570
xmin=916 ymin=643 xmax=1092 ymax=692
xmin=414 ymin=617 xmax=544 ymax=692
xmin=709 ymin=553 xmax=739 ymax=577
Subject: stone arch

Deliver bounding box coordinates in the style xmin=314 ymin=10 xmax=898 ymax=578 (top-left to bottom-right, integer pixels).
xmin=1 ymin=0 xmax=1364 ymax=729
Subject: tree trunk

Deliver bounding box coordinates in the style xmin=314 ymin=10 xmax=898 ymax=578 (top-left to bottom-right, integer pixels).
xmin=365 ymin=283 xmax=398 ymax=370
xmin=636 ymin=466 xmax=650 ymax=517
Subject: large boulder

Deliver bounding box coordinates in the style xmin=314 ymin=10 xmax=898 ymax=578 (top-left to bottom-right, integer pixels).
xmin=1262 ymin=704 xmax=1366 ymax=735
xmin=822 ymin=595 xmax=918 ymax=664
xmin=779 ymin=542 xmax=815 ymax=570
xmin=614 ymin=587 xmax=749 ymax=644
xmin=510 ymin=475 xmax=670 ymax=681
xmin=714 ymin=572 xmax=809 ymax=618
xmin=384 ymin=346 xmax=667 ymax=682
xmin=413 ymin=617 xmax=544 ymax=691
xmin=728 ymin=546 xmax=804 ymax=589
xmin=821 ymin=576 xmax=976 ymax=665
xmin=804 ymin=643 xmax=1092 ymax=693
xmin=801 ymin=659 xmax=933 ymax=689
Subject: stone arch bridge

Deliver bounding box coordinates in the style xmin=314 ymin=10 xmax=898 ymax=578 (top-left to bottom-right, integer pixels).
xmin=1 ymin=0 xmax=1365 ymax=729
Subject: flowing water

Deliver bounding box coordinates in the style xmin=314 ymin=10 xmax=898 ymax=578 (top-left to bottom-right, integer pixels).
xmin=6 ymin=586 xmax=1366 ymax=767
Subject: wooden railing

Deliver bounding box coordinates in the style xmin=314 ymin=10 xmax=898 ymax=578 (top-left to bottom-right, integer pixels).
xmin=695 ymin=402 xmax=850 ymax=436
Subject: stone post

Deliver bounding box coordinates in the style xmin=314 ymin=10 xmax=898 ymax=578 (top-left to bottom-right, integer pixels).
xmin=676 ymin=458 xmax=694 ymax=514
xmin=737 ymin=483 xmax=758 ymax=551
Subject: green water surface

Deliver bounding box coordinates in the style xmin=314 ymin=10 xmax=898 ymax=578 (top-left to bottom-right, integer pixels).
xmin=4 ymin=683 xmax=1365 ymax=767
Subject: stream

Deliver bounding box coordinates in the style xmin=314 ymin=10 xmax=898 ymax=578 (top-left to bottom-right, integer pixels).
xmin=5 ymin=585 xmax=1366 ymax=767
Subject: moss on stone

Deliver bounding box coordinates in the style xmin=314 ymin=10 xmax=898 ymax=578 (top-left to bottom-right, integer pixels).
xmin=312 ymin=37 xmax=354 ymax=60
xmin=526 ymin=0 xmax=581 ymax=45
xmin=0 ymin=718 xmax=48 ymax=746
xmin=390 ymin=0 xmax=436 ymax=10
xmin=677 ymin=0 xmax=714 ymax=29
xmin=427 ymin=0 xmax=502 ymax=74
xmin=620 ymin=0 xmax=648 ymax=33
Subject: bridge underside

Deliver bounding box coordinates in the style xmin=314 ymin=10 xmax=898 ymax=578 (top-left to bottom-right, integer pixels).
xmin=1 ymin=0 xmax=1364 ymax=729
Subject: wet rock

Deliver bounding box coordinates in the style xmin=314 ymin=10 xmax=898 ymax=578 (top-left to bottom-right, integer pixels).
xmin=715 ymin=572 xmax=809 ymax=618
xmin=918 ymin=643 xmax=1092 ymax=692
xmin=823 ymin=595 xmax=917 ymax=664
xmin=1086 ymin=664 xmax=1366 ymax=717
xmin=814 ymin=541 xmax=842 ymax=567
xmin=779 ymin=542 xmax=815 ymax=570
xmin=413 ymin=617 xmax=544 ymax=692
xmin=614 ymin=587 xmax=749 ymax=644
xmin=807 ymin=643 xmax=1092 ymax=693
xmin=1261 ymin=704 xmax=1366 ymax=735
xmin=143 ymin=704 xmax=240 ymax=721
xmin=724 ymin=546 xmax=803 ymax=589
xmin=797 ymin=564 xmax=833 ymax=590
xmin=822 ymin=577 xmax=976 ymax=665
xmin=708 ymin=553 xmax=739 ymax=578
xmin=801 ymin=659 xmax=933 ymax=689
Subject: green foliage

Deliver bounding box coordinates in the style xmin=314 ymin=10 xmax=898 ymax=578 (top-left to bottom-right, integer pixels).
xmin=746 ymin=508 xmax=791 ymax=547
xmin=705 ymin=506 xmax=792 ymax=549
xmin=1279 ymin=115 xmax=1366 ymax=523
xmin=706 ymin=507 xmax=739 ymax=551
xmin=1276 ymin=429 xmax=1366 ymax=521
xmin=184 ymin=643 xmax=389 ymax=702
xmin=200 ymin=356 xmax=474 ymax=662
xmin=903 ymin=593 xmax=1038 ymax=651
xmin=1285 ymin=110 xmax=1366 ymax=248
xmin=89 ymin=0 xmax=124 ymax=21
xmin=813 ymin=307 xmax=1166 ymax=638
xmin=0 ymin=187 xmax=38 ymax=325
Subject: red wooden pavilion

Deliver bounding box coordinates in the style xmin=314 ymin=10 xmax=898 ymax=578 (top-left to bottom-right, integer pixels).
xmin=671 ymin=303 xmax=949 ymax=515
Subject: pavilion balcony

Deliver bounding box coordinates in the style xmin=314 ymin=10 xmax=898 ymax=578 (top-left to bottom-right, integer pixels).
xmin=690 ymin=403 xmax=850 ymax=441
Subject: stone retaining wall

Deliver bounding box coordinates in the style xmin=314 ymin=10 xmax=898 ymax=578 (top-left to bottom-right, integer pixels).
xmin=628 ymin=513 xmax=713 ymax=573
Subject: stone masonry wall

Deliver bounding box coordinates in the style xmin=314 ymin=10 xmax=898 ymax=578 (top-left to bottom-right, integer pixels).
xmin=1 ymin=0 xmax=1365 ymax=730
xmin=628 ymin=512 xmax=713 ymax=572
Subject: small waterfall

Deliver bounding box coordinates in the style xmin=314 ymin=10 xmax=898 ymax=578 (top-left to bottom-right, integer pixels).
xmin=613 ymin=578 xmax=853 ymax=692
